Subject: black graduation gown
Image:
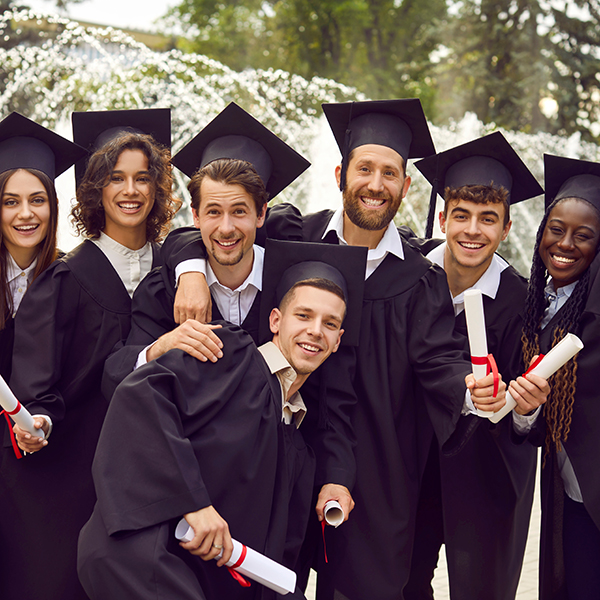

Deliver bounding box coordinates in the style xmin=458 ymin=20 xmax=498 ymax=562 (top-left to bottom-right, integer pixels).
xmin=0 ymin=239 xmax=157 ymax=600
xmin=525 ymin=264 xmax=600 ymax=600
xmin=78 ymin=325 xmax=315 ymax=600
xmin=0 ymin=316 xmax=14 ymax=381
xmin=102 ymin=253 xmax=262 ymax=402
xmin=265 ymin=205 xmax=474 ymax=600
xmin=404 ymin=237 xmax=537 ymax=600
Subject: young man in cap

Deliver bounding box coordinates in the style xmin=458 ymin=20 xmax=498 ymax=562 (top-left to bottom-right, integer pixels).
xmin=168 ymin=99 xmax=518 ymax=599
xmin=78 ymin=239 xmax=366 ymax=600
xmin=404 ymin=132 xmax=549 ymax=600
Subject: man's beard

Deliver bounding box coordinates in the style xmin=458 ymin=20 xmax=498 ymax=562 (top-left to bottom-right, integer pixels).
xmin=342 ymin=186 xmax=403 ymax=231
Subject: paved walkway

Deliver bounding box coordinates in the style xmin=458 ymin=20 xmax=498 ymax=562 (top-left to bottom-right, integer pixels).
xmin=306 ymin=450 xmax=542 ymax=599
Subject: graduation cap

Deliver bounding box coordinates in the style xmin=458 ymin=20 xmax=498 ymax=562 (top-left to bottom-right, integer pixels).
xmin=544 ymin=154 xmax=600 ymax=213
xmin=171 ymin=102 xmax=310 ymax=200
xmin=0 ymin=112 xmax=87 ymax=181
xmin=416 ymin=132 xmax=543 ymax=237
xmin=259 ymin=239 xmax=367 ymax=347
xmin=71 ymin=108 xmax=171 ymax=186
xmin=322 ymin=99 xmax=436 ymax=191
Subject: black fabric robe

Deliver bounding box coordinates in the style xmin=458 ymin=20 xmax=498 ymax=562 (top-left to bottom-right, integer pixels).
xmin=0 ymin=239 xmax=157 ymax=600
xmin=523 ymin=259 xmax=600 ymax=600
xmin=262 ymin=205 xmax=474 ymax=600
xmin=78 ymin=325 xmax=314 ymax=600
xmin=102 ymin=255 xmax=261 ymax=403
xmin=0 ymin=316 xmax=14 ymax=381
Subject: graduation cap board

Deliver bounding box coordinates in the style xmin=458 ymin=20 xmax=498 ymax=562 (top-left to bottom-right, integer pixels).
xmin=544 ymin=154 xmax=600 ymax=213
xmin=259 ymin=239 xmax=367 ymax=347
xmin=71 ymin=108 xmax=172 ymax=186
xmin=171 ymin=102 xmax=310 ymax=200
xmin=0 ymin=112 xmax=87 ymax=181
xmin=322 ymin=98 xmax=436 ymax=191
xmin=415 ymin=131 xmax=543 ymax=237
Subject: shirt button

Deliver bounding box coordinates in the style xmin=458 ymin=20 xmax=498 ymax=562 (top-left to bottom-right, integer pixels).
xmin=18 ymin=288 xmax=23 ymax=293
xmin=20 ymin=272 xmax=25 ymax=277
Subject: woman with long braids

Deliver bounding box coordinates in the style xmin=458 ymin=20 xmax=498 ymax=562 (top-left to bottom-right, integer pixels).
xmin=516 ymin=154 xmax=600 ymax=600
xmin=1 ymin=109 xmax=178 ymax=600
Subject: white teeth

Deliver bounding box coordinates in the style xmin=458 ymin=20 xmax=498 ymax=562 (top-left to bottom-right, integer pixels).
xmin=15 ymin=225 xmax=37 ymax=231
xmin=361 ymin=197 xmax=384 ymax=207
xmin=218 ymin=240 xmax=238 ymax=247
xmin=460 ymin=242 xmax=483 ymax=249
xmin=299 ymin=343 xmax=320 ymax=352
xmin=118 ymin=203 xmax=141 ymax=210
xmin=553 ymin=255 xmax=575 ymax=264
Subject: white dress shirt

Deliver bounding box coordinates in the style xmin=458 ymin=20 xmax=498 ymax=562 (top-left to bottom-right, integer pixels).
xmin=258 ymin=341 xmax=307 ymax=428
xmin=91 ymin=232 xmax=153 ymax=298
xmin=322 ymin=208 xmax=404 ymax=280
xmin=6 ymin=253 xmax=38 ymax=316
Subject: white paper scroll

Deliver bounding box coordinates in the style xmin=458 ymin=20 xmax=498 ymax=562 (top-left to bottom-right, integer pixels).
xmin=175 ymin=518 xmax=296 ymax=595
xmin=463 ymin=289 xmax=494 ymax=418
xmin=323 ymin=500 xmax=344 ymax=528
xmin=0 ymin=375 xmax=44 ymax=439
xmin=488 ymin=332 xmax=584 ymax=424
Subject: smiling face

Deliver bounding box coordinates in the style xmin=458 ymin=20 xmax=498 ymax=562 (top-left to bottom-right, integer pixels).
xmin=440 ymin=197 xmax=511 ymax=272
xmin=101 ymin=148 xmax=155 ymax=249
xmin=1 ymin=169 xmax=51 ymax=268
xmin=539 ymin=197 xmax=600 ymax=289
xmin=337 ymin=144 xmax=411 ymax=231
xmin=193 ymin=177 xmax=266 ymax=271
xmin=270 ymin=284 xmax=345 ymax=378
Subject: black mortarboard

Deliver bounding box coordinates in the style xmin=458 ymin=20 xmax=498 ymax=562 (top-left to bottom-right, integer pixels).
xmin=544 ymin=154 xmax=600 ymax=213
xmin=171 ymin=102 xmax=310 ymax=200
xmin=416 ymin=132 xmax=543 ymax=237
xmin=71 ymin=108 xmax=171 ymax=186
xmin=0 ymin=112 xmax=86 ymax=181
xmin=322 ymin=99 xmax=436 ymax=191
xmin=259 ymin=239 xmax=367 ymax=347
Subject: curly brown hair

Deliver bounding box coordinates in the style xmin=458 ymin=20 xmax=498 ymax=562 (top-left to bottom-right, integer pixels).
xmin=71 ymin=132 xmax=179 ymax=243
xmin=1 ymin=168 xmax=59 ymax=329
xmin=188 ymin=159 xmax=269 ymax=216
xmin=444 ymin=184 xmax=510 ymax=226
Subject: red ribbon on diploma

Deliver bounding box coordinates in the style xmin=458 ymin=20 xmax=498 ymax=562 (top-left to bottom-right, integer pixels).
xmin=471 ymin=353 xmax=500 ymax=397
xmin=1 ymin=411 xmax=23 ymax=459
xmin=321 ymin=520 xmax=329 ymax=564
xmin=522 ymin=354 xmax=545 ymax=377
xmin=227 ymin=544 xmax=251 ymax=588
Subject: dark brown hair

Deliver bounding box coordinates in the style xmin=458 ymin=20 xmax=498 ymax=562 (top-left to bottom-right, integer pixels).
xmin=444 ymin=184 xmax=510 ymax=226
xmin=188 ymin=159 xmax=269 ymax=215
xmin=1 ymin=168 xmax=59 ymax=329
xmin=71 ymin=132 xmax=179 ymax=242
xmin=279 ymin=277 xmax=347 ymax=318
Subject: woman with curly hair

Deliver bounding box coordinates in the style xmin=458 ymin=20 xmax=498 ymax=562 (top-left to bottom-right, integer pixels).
xmin=3 ymin=109 xmax=178 ymax=600
xmin=516 ymin=154 xmax=600 ymax=600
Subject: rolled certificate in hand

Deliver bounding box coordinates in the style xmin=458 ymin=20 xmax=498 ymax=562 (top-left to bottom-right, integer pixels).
xmin=175 ymin=518 xmax=296 ymax=595
xmin=0 ymin=375 xmax=44 ymax=439
xmin=323 ymin=500 xmax=344 ymax=527
xmin=463 ymin=289 xmax=494 ymax=418
xmin=488 ymin=332 xmax=584 ymax=423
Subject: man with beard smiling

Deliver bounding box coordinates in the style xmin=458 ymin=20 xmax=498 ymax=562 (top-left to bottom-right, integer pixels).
xmin=404 ymin=132 xmax=548 ymax=600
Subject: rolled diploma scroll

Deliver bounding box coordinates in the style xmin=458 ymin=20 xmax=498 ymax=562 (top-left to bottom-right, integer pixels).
xmin=0 ymin=375 xmax=44 ymax=439
xmin=463 ymin=289 xmax=494 ymax=418
xmin=175 ymin=518 xmax=296 ymax=595
xmin=488 ymin=332 xmax=584 ymax=424
xmin=323 ymin=500 xmax=344 ymax=528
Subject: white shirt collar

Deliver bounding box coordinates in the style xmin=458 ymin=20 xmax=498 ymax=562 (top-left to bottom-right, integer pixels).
xmin=6 ymin=252 xmax=37 ymax=284
xmin=205 ymin=245 xmax=264 ymax=293
xmin=427 ymin=241 xmax=508 ymax=315
xmin=323 ymin=208 xmax=404 ymax=279
xmin=6 ymin=253 xmax=38 ymax=316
